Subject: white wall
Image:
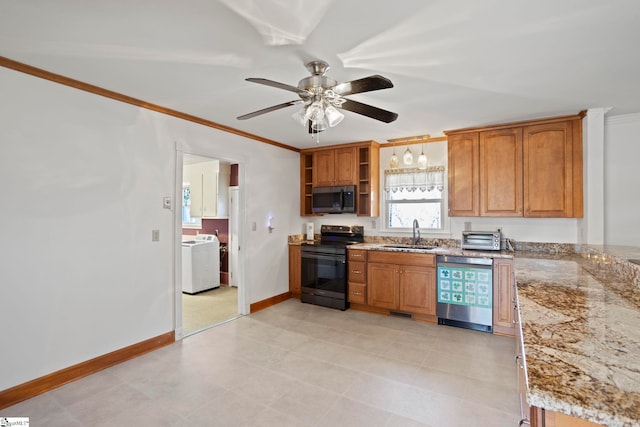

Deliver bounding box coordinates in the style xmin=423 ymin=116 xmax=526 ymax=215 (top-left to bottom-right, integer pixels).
xmin=0 ymin=67 xmax=300 ymax=391
xmin=604 ymin=113 xmax=640 ymax=246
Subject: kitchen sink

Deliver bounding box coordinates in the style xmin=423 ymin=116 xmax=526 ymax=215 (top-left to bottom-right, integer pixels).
xmin=381 ymin=244 xmax=437 ymax=250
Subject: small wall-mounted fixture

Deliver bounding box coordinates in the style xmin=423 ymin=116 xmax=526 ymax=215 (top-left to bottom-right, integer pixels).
xmin=267 ymin=215 xmax=275 ymax=233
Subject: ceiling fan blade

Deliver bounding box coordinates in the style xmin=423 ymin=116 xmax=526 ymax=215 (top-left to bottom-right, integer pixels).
xmin=332 ymin=75 xmax=393 ymax=96
xmin=245 ymin=78 xmax=311 ymax=97
xmin=237 ymin=100 xmax=302 ymax=120
xmin=340 ymin=99 xmax=398 ymax=123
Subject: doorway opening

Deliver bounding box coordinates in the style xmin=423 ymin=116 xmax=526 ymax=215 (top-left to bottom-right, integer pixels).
xmin=177 ymin=152 xmax=244 ymax=337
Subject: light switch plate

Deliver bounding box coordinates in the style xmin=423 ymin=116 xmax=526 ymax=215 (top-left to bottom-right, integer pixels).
xmin=163 ymin=197 xmax=171 ymax=209
xmin=152 ymin=229 xmax=160 ymax=241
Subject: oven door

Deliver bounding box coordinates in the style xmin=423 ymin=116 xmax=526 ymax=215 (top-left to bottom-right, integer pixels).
xmin=300 ymin=247 xmax=347 ymax=307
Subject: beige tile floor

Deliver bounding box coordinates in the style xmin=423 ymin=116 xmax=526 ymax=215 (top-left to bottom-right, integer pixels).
xmin=183 ymin=285 xmax=238 ymax=335
xmin=1 ymin=299 xmax=519 ymax=426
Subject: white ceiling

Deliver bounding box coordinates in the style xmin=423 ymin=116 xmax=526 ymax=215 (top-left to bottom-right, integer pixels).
xmin=2 ymin=0 xmax=640 ymax=150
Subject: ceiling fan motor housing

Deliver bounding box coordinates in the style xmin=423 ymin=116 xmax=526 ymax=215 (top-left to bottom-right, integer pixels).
xmin=298 ymin=75 xmax=337 ymax=94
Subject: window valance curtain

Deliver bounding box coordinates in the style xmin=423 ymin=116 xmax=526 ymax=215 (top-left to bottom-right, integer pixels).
xmin=384 ymin=166 xmax=445 ymax=193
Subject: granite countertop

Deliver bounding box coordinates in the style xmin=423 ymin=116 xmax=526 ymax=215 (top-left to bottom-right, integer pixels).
xmin=515 ymin=247 xmax=640 ymax=427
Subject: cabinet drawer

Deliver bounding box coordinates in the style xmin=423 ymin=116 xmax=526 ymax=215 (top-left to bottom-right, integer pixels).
xmin=368 ymin=250 xmax=435 ymax=266
xmin=348 ymin=283 xmax=367 ymax=304
xmin=348 ymin=249 xmax=367 ymax=261
xmin=348 ymin=261 xmax=366 ymax=282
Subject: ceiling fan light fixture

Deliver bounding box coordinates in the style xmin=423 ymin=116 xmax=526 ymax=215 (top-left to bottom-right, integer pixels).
xmin=304 ymin=100 xmax=324 ymax=124
xmin=325 ymin=105 xmax=344 ymax=127
xmin=291 ymin=107 xmax=307 ymax=126
xmin=311 ymin=116 xmax=328 ymax=132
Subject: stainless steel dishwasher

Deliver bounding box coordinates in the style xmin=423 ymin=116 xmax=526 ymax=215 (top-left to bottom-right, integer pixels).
xmin=436 ymin=255 xmax=493 ymax=332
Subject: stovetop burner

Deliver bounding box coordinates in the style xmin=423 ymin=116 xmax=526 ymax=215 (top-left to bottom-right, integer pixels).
xmin=302 ymin=224 xmax=364 ymax=253
xmin=318 ymin=224 xmax=364 ymax=244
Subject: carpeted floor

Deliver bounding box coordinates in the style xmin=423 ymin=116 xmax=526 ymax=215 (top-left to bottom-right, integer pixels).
xmin=182 ymin=285 xmax=238 ymax=335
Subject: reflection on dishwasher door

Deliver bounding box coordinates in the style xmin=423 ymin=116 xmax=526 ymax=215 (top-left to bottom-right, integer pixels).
xmin=436 ymin=255 xmax=493 ymax=333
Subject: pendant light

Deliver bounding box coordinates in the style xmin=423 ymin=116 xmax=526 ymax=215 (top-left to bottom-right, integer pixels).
xmin=403 ymin=147 xmax=413 ymax=165
xmin=418 ymin=144 xmax=428 ymax=169
xmin=389 ymin=148 xmax=399 ymax=169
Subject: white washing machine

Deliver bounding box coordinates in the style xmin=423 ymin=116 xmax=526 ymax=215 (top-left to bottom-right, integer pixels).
xmin=182 ymin=234 xmax=220 ymax=294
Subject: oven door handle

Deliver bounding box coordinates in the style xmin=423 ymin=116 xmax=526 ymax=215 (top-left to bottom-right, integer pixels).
xmin=302 ymin=253 xmax=346 ymax=263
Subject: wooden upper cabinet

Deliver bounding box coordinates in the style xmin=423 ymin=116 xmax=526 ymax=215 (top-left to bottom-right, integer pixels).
xmin=480 ymin=128 xmax=523 ymax=216
xmin=446 ymin=112 xmax=584 ymax=218
xmin=313 ymin=147 xmax=356 ymax=187
xmin=448 ymin=133 xmax=480 ymax=216
xmin=523 ymin=120 xmax=583 ymax=218
xmin=301 ymin=141 xmax=379 ymax=217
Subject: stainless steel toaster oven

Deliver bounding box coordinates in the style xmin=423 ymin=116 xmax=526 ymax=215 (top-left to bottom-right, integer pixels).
xmin=461 ymin=230 xmax=502 ymax=251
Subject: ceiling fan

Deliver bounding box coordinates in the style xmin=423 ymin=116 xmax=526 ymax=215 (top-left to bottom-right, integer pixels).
xmin=237 ymin=60 xmax=398 ymax=133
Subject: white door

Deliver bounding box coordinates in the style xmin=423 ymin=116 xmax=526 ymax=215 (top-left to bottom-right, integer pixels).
xmin=228 ymin=186 xmax=240 ymax=288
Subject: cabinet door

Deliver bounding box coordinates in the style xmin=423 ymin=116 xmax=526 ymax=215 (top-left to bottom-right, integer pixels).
xmin=448 ymin=133 xmax=480 ymax=216
xmin=523 ymin=121 xmax=582 ymax=218
xmin=288 ymin=245 xmax=301 ymax=296
xmin=333 ymin=147 xmax=356 ymax=186
xmin=202 ymin=169 xmax=218 ymax=218
xmin=480 ymin=128 xmax=523 ymax=216
xmin=313 ymin=149 xmax=335 ymax=187
xmin=493 ymin=258 xmax=515 ymax=336
xmin=367 ymin=262 xmax=399 ymax=309
xmin=399 ymin=265 xmax=436 ymax=315
xmin=313 ymin=147 xmax=356 ymax=187
xmin=188 ymin=172 xmax=203 ymax=218
xmin=348 ymin=261 xmax=366 ymax=283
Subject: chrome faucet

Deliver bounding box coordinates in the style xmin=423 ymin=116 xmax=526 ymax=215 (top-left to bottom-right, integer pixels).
xmin=412 ymin=219 xmax=420 ymax=245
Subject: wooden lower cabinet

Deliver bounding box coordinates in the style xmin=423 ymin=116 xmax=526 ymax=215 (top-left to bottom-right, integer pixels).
xmin=367 ymin=251 xmax=436 ymax=316
xmin=531 ymin=408 xmax=603 ymax=427
xmin=348 ymin=249 xmax=368 ymax=304
xmin=367 ymin=262 xmax=399 ymax=309
xmin=493 ymin=258 xmax=516 ymax=336
xmin=288 ymin=244 xmax=301 ymax=297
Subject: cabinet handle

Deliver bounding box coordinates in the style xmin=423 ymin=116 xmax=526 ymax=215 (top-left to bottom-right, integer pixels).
xmin=352 ymin=270 xmax=361 ymax=274
xmin=352 ymin=291 xmax=362 ymax=296
xmin=515 ymin=354 xmax=524 ymax=369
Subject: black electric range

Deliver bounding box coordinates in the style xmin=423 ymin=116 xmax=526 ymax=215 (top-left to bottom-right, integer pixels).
xmin=300 ymin=225 xmax=364 ymax=310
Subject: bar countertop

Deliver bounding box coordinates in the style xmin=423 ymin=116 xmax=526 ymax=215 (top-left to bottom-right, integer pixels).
xmin=515 ymin=245 xmax=640 ymax=427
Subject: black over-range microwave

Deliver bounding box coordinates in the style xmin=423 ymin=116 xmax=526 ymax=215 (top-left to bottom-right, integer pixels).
xmin=312 ymin=185 xmax=356 ymax=213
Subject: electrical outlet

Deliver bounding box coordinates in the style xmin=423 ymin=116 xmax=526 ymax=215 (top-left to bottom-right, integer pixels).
xmin=152 ymin=229 xmax=160 ymax=241
xmin=163 ymin=196 xmax=171 ymax=210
